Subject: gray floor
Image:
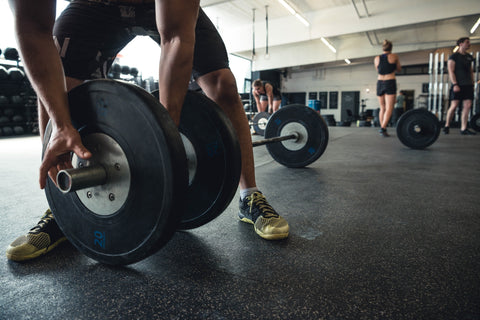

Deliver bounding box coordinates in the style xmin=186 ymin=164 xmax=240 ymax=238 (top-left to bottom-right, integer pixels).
xmin=1 ymin=126 xmax=479 ymax=320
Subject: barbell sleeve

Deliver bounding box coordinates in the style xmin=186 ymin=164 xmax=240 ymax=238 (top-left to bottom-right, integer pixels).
xmin=252 ymin=133 xmax=298 ymax=147
xmin=56 ymin=165 xmax=107 ymax=194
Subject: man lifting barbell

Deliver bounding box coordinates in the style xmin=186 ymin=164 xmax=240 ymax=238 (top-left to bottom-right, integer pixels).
xmin=6 ymin=0 xmax=289 ymax=263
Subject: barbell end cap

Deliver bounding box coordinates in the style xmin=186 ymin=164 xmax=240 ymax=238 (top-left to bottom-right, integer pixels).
xmin=292 ymin=132 xmax=300 ymax=142
xmin=57 ymin=170 xmax=73 ymax=194
xmin=55 ymin=165 xmax=108 ymax=194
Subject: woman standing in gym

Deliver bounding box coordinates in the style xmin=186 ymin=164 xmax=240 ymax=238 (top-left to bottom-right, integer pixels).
xmin=374 ymin=40 xmax=401 ymax=137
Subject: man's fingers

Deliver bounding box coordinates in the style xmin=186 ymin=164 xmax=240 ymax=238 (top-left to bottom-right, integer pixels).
xmin=39 ymin=156 xmax=54 ymax=189
xmin=73 ymin=144 xmax=92 ymax=160
xmin=48 ymin=168 xmax=59 ymax=187
xmin=39 ymin=169 xmax=47 ymax=189
xmin=39 ymin=151 xmax=69 ymax=189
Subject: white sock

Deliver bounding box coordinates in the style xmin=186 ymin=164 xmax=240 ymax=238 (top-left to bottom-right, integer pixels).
xmin=240 ymin=187 xmax=259 ymax=200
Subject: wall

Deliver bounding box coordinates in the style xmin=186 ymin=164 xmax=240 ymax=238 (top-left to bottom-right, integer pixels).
xmin=280 ymin=61 xmax=440 ymax=122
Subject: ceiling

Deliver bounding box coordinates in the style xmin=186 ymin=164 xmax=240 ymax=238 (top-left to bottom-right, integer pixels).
xmin=201 ymin=0 xmax=480 ymax=71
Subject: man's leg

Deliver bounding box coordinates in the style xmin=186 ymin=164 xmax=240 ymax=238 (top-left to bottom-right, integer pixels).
xmin=460 ymin=100 xmax=476 ymax=134
xmin=196 ymin=69 xmax=256 ymax=191
xmin=461 ymin=100 xmax=472 ymax=131
xmin=444 ymin=100 xmax=459 ymax=134
xmin=196 ymin=69 xmax=289 ymax=240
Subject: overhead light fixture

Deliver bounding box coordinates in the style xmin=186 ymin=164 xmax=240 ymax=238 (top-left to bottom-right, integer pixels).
xmin=277 ymin=0 xmax=310 ymax=27
xmin=321 ymin=37 xmax=337 ymax=53
xmin=471 ymin=17 xmax=480 ymax=34
xmin=277 ymin=0 xmax=295 ymax=15
xmin=453 ymin=46 xmax=459 ymax=53
xmin=295 ymin=13 xmax=310 ymax=27
xmin=345 ymin=58 xmax=351 ymax=64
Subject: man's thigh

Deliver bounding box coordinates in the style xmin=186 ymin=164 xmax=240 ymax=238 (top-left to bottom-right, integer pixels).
xmin=53 ymin=1 xmax=135 ymax=80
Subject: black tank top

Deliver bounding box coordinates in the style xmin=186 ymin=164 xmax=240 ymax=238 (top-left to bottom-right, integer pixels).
xmin=377 ymin=54 xmax=397 ymax=75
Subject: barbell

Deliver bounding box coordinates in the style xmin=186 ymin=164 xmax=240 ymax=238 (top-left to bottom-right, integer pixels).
xmin=44 ymin=80 xmax=328 ymax=265
xmin=396 ymin=108 xmax=441 ymax=149
xmin=257 ymin=104 xmax=329 ymax=167
xmin=150 ymin=91 xmax=329 ymax=169
xmin=470 ymin=113 xmax=480 ymax=132
xmin=250 ymin=112 xmax=270 ymax=136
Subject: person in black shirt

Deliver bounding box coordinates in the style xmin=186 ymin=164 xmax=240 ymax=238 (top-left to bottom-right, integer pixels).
xmin=443 ymin=37 xmax=476 ymax=135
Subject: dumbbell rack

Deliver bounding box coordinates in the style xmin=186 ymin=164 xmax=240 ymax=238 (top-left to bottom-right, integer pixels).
xmin=0 ymin=63 xmax=38 ymax=138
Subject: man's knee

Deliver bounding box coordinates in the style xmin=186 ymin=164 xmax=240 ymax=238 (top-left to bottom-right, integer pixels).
xmin=198 ymin=69 xmax=239 ymax=101
xmin=449 ymin=100 xmax=460 ymax=109
xmin=66 ymin=77 xmax=84 ymax=91
xmin=463 ymin=100 xmax=473 ymax=110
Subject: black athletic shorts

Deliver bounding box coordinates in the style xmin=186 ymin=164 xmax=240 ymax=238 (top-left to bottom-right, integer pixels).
xmin=53 ymin=0 xmax=230 ymax=80
xmin=449 ymin=85 xmax=474 ymax=101
xmin=376 ymin=79 xmax=397 ymax=96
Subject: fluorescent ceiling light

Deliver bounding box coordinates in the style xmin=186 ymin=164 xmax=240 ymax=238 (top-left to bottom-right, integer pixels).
xmin=345 ymin=58 xmax=351 ymax=64
xmin=277 ymin=0 xmax=295 ymax=15
xmin=471 ymin=17 xmax=480 ymax=34
xmin=295 ymin=13 xmax=310 ymax=27
xmin=277 ymin=0 xmax=310 ymax=27
xmin=321 ymin=37 xmax=337 ymax=53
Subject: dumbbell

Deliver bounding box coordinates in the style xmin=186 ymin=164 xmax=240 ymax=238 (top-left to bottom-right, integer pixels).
xmin=3 ymin=47 xmax=19 ymax=61
xmin=120 ymin=65 xmax=130 ymax=75
xmin=8 ymin=68 xmax=25 ymax=81
xmin=0 ymin=66 xmax=8 ymax=80
xmin=10 ymin=95 xmax=24 ymax=105
xmin=0 ymin=95 xmax=9 ymax=106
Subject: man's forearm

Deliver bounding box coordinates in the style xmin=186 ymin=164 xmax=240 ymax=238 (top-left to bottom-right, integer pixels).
xmin=17 ymin=33 xmax=72 ymax=129
xmin=11 ymin=0 xmax=72 ymax=130
xmin=447 ymin=60 xmax=457 ymax=84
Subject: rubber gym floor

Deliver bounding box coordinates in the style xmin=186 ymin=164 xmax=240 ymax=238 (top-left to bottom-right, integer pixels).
xmin=0 ymin=126 xmax=479 ymax=320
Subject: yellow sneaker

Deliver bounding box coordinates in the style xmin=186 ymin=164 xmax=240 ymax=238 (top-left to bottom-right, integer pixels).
xmin=6 ymin=209 xmax=67 ymax=261
xmin=238 ymin=192 xmax=289 ymax=240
